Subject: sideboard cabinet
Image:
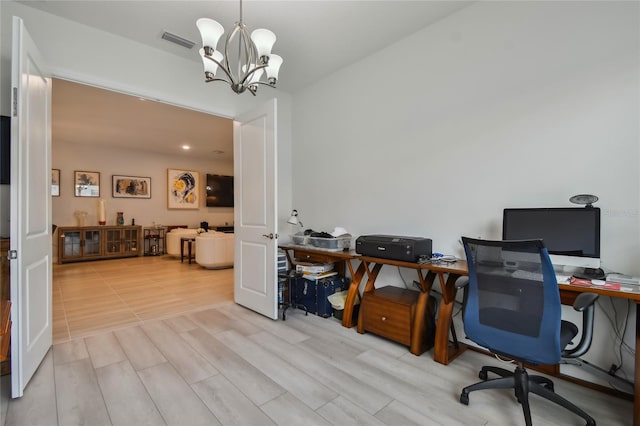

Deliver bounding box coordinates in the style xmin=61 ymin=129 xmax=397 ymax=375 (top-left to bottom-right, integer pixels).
xmin=58 ymin=226 xmax=141 ymax=263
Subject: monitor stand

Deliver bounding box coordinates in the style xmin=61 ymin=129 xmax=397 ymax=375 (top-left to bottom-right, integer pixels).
xmin=572 ymin=267 xmax=606 ymax=281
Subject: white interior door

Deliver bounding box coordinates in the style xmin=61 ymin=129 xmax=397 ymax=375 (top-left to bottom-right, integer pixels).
xmin=233 ymin=99 xmax=278 ymax=319
xmin=10 ymin=16 xmax=53 ymax=397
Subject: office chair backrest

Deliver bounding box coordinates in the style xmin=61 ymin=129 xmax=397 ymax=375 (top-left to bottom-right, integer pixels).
xmin=462 ymin=237 xmax=562 ymax=366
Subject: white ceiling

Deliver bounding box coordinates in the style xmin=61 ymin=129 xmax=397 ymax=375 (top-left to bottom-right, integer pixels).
xmin=52 ymin=78 xmax=234 ymax=161
xmin=23 ymin=0 xmax=473 ymax=160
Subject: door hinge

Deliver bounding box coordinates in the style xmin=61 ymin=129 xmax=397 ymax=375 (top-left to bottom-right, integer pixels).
xmin=8 ymin=250 xmax=17 ymax=260
xmin=12 ymin=87 xmax=18 ymax=117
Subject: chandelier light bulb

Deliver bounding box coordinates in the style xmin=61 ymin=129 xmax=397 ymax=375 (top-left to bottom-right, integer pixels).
xmin=265 ymin=54 xmax=283 ymax=83
xmin=250 ymin=29 xmax=276 ymax=63
xmin=199 ymin=48 xmax=224 ymax=78
xmin=196 ymin=18 xmax=225 ymax=51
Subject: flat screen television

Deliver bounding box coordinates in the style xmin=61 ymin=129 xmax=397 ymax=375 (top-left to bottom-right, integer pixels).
xmin=205 ymin=174 xmax=234 ymax=207
xmin=502 ymin=207 xmax=601 ymax=271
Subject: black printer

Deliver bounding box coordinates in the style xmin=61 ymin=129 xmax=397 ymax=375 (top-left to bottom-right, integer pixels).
xmin=355 ymin=235 xmax=432 ymax=262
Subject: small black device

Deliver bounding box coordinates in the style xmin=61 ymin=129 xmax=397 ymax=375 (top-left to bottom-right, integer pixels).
xmin=355 ymin=235 xmax=432 ymax=262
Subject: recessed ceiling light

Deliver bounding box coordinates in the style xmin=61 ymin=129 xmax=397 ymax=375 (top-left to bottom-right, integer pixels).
xmin=182 ymin=145 xmax=191 ymax=150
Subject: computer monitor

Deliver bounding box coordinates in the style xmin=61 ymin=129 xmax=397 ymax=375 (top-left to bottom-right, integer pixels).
xmin=502 ymin=207 xmax=601 ymax=273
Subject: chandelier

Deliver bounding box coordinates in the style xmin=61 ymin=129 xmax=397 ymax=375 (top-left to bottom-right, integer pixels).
xmin=196 ymin=0 xmax=283 ymax=96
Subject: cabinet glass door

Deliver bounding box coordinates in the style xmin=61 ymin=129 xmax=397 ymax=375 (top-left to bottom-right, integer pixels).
xmin=62 ymin=231 xmax=82 ymax=257
xmin=83 ymin=230 xmax=101 ymax=256
xmin=122 ymin=229 xmax=139 ymax=254
xmin=105 ymin=230 xmax=122 ymax=254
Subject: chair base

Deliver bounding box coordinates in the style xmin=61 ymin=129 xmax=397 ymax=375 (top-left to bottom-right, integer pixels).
xmin=460 ymin=363 xmax=595 ymax=426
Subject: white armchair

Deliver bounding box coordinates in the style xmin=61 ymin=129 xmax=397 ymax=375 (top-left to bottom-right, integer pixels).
xmin=166 ymin=228 xmax=198 ymax=258
xmin=195 ymin=232 xmax=234 ymax=269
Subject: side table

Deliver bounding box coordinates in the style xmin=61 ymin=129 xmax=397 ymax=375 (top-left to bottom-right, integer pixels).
xmin=180 ymin=237 xmax=196 ymax=264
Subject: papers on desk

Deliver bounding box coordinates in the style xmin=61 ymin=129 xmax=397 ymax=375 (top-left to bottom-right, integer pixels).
xmin=301 ymin=271 xmax=338 ymax=281
xmin=568 ymin=277 xmax=621 ymax=291
xmin=606 ymin=273 xmax=640 ymax=286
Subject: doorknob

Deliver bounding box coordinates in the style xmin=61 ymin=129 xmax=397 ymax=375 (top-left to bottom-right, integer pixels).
xmin=262 ymin=233 xmax=274 ymax=239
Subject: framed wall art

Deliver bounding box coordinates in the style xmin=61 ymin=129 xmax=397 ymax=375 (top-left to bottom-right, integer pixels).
xmin=51 ymin=169 xmax=60 ymax=197
xmin=167 ymin=168 xmax=199 ymax=209
xmin=74 ymin=170 xmax=100 ymax=197
xmin=112 ymin=175 xmax=151 ymax=199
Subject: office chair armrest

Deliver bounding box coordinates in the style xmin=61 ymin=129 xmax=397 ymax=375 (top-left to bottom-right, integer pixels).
xmin=563 ymin=292 xmax=598 ymax=358
xmin=455 ymin=277 xmax=469 ymax=289
xmin=572 ymin=292 xmax=598 ymax=312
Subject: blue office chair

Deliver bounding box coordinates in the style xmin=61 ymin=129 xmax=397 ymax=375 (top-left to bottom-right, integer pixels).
xmin=459 ymin=237 xmax=597 ymax=426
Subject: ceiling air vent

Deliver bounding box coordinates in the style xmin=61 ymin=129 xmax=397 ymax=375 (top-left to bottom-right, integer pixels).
xmin=161 ymin=31 xmax=195 ymax=49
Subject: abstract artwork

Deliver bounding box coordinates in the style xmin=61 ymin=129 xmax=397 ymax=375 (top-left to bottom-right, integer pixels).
xmin=167 ymin=169 xmax=199 ymax=209
xmin=112 ymin=175 xmax=151 ymax=199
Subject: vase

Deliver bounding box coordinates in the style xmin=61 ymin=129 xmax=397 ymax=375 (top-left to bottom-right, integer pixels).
xmin=117 ymin=212 xmax=124 ymax=226
xmin=74 ymin=211 xmax=87 ymax=227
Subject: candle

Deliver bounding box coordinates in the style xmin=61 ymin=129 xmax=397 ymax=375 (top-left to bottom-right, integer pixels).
xmin=98 ymin=199 xmax=106 ymax=224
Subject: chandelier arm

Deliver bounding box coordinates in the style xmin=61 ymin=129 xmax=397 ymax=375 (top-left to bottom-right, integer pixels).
xmin=202 ymin=55 xmax=234 ymax=85
xmin=239 ymin=63 xmax=268 ymax=86
xmin=250 ymin=79 xmax=276 ymax=88
xmin=204 ymin=77 xmax=232 ymax=85
xmin=224 ymin=25 xmax=243 ymax=85
xmin=239 ymin=26 xmax=256 ymax=83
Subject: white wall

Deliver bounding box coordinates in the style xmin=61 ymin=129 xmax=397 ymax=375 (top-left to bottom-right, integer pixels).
xmin=52 ymin=141 xmax=233 ymax=229
xmin=291 ymin=2 xmax=638 ymax=384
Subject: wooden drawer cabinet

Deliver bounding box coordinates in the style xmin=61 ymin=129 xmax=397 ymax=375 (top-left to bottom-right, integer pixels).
xmin=292 ymin=250 xmax=336 ymax=264
xmin=358 ymin=286 xmax=436 ymax=355
xmin=360 ymin=287 xmax=418 ymax=346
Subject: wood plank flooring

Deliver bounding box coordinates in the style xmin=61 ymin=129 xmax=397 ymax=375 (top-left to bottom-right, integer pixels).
xmin=52 ymin=256 xmax=234 ymax=344
xmin=1 ymin=256 xmax=633 ymax=425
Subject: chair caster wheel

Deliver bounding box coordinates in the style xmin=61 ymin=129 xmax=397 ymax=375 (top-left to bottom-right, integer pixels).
xmin=460 ymin=392 xmax=469 ymax=405
xmin=479 ymin=370 xmax=488 ymax=380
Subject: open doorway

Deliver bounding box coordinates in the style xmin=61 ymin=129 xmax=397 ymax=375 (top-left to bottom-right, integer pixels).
xmin=51 ymin=79 xmax=236 ymax=343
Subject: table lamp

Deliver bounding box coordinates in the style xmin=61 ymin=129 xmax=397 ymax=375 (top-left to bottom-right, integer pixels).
xmin=287 ymin=209 xmax=303 ymax=228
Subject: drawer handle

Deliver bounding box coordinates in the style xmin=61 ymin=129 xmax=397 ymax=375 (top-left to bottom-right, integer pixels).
xmin=381 ymin=316 xmax=387 ymax=322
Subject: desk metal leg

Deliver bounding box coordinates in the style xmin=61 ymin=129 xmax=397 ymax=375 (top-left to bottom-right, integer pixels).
xmin=188 ymin=241 xmax=193 ymax=264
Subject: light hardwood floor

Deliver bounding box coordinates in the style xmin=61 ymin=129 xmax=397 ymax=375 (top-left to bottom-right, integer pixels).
xmin=2 ymin=257 xmax=633 ymax=425
xmin=52 ymin=255 xmax=234 ymax=344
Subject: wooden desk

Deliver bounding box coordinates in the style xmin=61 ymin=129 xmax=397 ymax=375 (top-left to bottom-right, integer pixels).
xmin=278 ymin=245 xmax=469 ymax=364
xmin=354 ymin=256 xmax=468 ymax=363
